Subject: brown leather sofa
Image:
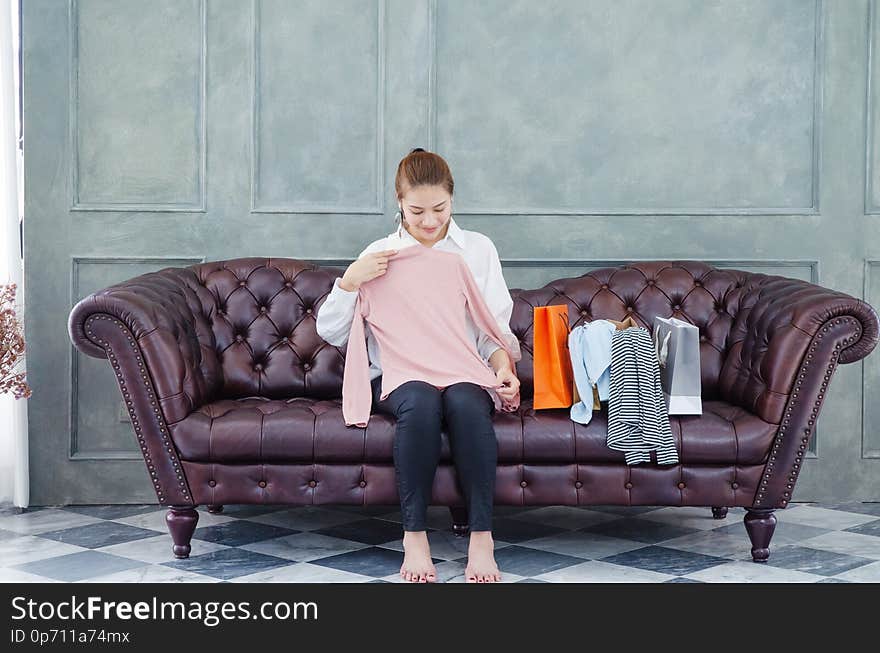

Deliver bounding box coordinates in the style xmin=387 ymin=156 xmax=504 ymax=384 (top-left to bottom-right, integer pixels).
xmin=68 ymin=258 xmax=880 ymax=563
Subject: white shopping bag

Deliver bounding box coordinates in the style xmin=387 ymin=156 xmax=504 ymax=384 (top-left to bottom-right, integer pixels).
xmin=653 ymin=316 xmax=702 ymax=415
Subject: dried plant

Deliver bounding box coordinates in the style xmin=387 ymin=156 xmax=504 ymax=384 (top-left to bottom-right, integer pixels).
xmin=0 ymin=282 xmax=31 ymax=399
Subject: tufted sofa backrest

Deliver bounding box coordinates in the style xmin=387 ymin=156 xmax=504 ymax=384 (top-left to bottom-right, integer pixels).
xmin=178 ymin=257 xmax=349 ymax=401
xmin=174 ymin=258 xmax=815 ymax=419
xmin=509 ymin=261 xmax=761 ymax=401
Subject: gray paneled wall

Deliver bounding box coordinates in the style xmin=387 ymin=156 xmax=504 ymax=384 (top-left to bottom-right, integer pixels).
xmin=438 ymin=0 xmax=820 ymax=214
xmin=72 ymin=0 xmax=206 ymax=209
xmin=22 ymin=0 xmax=879 ymax=503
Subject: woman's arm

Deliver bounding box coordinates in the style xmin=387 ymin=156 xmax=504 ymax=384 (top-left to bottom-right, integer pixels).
xmin=474 ymin=239 xmax=522 ymax=365
xmin=315 ymin=277 xmax=360 ymax=346
xmin=487 ymin=347 xmax=514 ymax=374
xmin=315 ymin=240 xmax=385 ymax=346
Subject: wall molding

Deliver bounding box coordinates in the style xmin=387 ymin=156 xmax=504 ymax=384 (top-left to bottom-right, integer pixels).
xmin=426 ymin=0 xmax=437 ymax=152
xmin=430 ymin=0 xmax=824 ymax=216
xmin=866 ymin=0 xmax=880 ymax=214
xmin=862 ymin=259 xmax=880 ymax=458
xmin=494 ymin=258 xmax=819 ymax=281
xmin=250 ymin=0 xmax=386 ymax=214
xmin=68 ymin=0 xmax=207 ymax=212
xmin=301 ymin=255 xmax=819 ymax=280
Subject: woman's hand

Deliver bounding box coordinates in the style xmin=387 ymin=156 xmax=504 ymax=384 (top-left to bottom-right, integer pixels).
xmin=494 ymin=366 xmax=520 ymax=412
xmin=339 ymin=249 xmax=399 ymax=291
xmin=488 ymin=349 xmax=520 ymax=411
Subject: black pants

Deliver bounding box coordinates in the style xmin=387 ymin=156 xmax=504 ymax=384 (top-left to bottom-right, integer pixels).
xmin=371 ymin=375 xmax=498 ymax=532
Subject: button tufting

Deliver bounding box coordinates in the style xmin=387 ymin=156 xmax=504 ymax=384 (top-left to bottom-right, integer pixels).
xmin=306 ymin=308 xmax=313 ymax=314
xmin=239 ymin=280 xmax=246 ymax=287
xmin=575 ymin=481 xmax=583 ymax=489
xmin=359 ymin=480 xmax=366 ymax=487
xmin=625 ymin=482 xmax=633 ymax=489
xmin=700 ymin=335 xmax=707 ymax=342
xmin=236 ymin=335 xmax=243 ymax=342
xmin=208 ymin=480 xmax=216 ymax=487
xmin=260 ymin=306 xmax=267 ymax=313
xmin=303 ymin=363 xmax=311 ymax=370
xmin=731 ymin=482 xmax=739 ymax=489
xmin=673 ymin=304 xmax=681 ymax=310
xmin=520 ymin=480 xmax=528 ymax=488
xmin=647 ymin=280 xmax=655 ymax=286
xmin=601 ymin=284 xmax=608 ymax=290
xmin=678 ymin=482 xmax=686 ymax=489
xmin=309 ymin=480 xmax=317 ymax=488
xmin=285 ymin=281 xmax=292 ymax=287
xmin=254 ymin=363 xmax=263 ymax=371
xmin=580 ymin=309 xmax=587 ymax=316
xmin=626 ymin=306 xmax=633 ymax=312
xmin=281 ymin=336 xmax=289 ymax=343
xmin=258 ymin=480 xmax=267 ymax=488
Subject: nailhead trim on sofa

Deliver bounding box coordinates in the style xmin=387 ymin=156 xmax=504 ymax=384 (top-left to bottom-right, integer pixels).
xmin=84 ymin=314 xmax=192 ymax=506
xmin=753 ymin=317 xmax=861 ymax=509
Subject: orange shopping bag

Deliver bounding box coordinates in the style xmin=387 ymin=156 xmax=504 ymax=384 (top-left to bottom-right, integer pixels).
xmin=533 ymin=305 xmax=612 ymax=411
xmin=533 ymin=305 xmax=579 ymax=410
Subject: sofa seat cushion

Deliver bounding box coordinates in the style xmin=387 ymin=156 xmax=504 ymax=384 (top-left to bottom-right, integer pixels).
xmin=519 ymin=399 xmax=774 ymax=465
xmin=171 ymin=396 xmax=775 ymax=467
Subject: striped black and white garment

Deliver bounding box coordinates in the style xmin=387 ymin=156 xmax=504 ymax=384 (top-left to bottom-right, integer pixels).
xmin=606 ymin=326 xmax=679 ymax=465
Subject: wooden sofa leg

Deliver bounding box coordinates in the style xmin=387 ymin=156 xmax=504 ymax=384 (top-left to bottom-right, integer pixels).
xmin=449 ymin=506 xmax=469 ymax=537
xmin=166 ymin=506 xmax=199 ymax=559
xmin=744 ymin=508 xmax=777 ymax=563
xmin=207 ymin=505 xmax=224 ymax=514
xmin=711 ymin=506 xmax=728 ymax=519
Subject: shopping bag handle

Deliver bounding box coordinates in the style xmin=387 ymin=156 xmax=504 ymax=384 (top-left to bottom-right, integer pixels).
xmin=557 ymin=311 xmax=573 ymax=350
xmin=557 ymin=311 xmax=572 ymax=332
xmin=654 ymin=327 xmax=671 ymax=367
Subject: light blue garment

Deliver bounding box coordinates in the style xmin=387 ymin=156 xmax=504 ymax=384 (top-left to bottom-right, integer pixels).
xmin=569 ymin=320 xmax=617 ymax=424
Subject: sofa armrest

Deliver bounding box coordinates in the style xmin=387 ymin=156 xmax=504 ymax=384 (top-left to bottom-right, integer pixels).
xmin=719 ymin=274 xmax=878 ymax=425
xmin=69 ymin=267 xmax=223 ymax=418
xmin=717 ymin=272 xmax=879 ymax=508
xmin=68 ymin=267 xmax=223 ymax=506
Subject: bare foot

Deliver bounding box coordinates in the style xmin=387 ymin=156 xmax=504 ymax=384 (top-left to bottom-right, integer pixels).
xmin=400 ymin=531 xmax=437 ymax=583
xmin=465 ymin=531 xmax=501 ymax=583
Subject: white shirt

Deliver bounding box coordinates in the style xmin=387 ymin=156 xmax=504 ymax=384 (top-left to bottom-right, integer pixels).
xmin=315 ymin=216 xmax=523 ymax=381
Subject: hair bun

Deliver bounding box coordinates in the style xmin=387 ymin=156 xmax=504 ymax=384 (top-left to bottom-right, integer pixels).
xmin=409 ymin=147 xmax=426 ymax=154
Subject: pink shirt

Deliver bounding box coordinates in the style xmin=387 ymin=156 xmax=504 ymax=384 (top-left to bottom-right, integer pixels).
xmin=342 ymin=244 xmax=521 ymax=427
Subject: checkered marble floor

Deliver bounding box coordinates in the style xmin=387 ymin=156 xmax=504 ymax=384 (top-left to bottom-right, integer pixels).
xmin=1 ymin=501 xmax=879 ymax=583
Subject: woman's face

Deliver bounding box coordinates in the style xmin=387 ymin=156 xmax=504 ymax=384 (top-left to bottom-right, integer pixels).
xmin=399 ymin=185 xmax=452 ymax=246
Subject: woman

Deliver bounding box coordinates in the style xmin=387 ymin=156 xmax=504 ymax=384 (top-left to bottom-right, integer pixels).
xmin=316 ymin=148 xmax=522 ymax=583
